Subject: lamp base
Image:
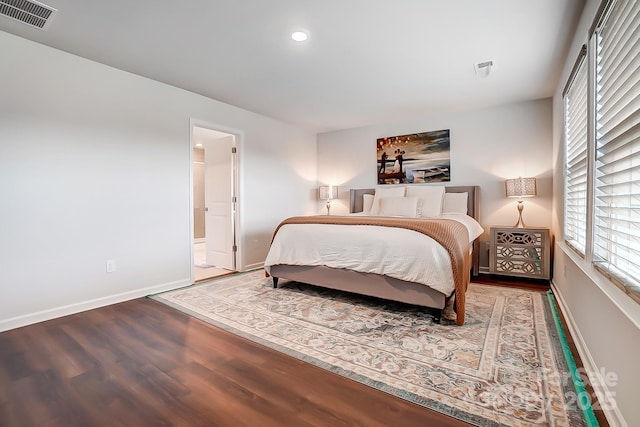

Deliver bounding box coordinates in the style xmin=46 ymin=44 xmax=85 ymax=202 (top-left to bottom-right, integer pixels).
xmin=513 ymin=201 xmax=527 ymax=228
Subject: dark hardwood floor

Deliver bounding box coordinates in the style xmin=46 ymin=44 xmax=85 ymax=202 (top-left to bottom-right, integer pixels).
xmin=0 ymin=275 xmax=608 ymax=427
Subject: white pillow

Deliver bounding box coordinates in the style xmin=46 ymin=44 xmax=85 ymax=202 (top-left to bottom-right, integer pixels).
xmin=362 ymin=194 xmax=374 ymax=214
xmin=379 ymin=196 xmax=419 ymax=217
xmin=370 ymin=186 xmax=406 ymax=215
xmin=443 ymin=192 xmax=468 ymax=214
xmin=405 ymin=185 xmax=445 ymax=217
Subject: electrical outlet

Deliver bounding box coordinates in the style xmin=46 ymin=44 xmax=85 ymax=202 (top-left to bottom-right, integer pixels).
xmin=105 ymin=259 xmax=116 ymax=273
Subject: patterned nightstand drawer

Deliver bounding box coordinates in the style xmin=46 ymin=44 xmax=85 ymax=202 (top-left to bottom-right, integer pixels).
xmin=489 ymin=227 xmax=550 ymax=280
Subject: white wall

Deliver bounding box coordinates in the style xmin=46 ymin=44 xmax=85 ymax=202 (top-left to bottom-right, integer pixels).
xmin=317 ymin=98 xmax=553 ymax=245
xmin=550 ymin=1 xmax=640 ymax=426
xmin=0 ymin=31 xmax=317 ymax=331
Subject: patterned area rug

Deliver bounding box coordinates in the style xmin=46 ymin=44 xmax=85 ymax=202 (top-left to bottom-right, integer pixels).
xmin=151 ymin=270 xmax=587 ymax=426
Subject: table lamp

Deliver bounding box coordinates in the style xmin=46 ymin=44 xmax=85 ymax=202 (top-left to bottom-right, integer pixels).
xmin=319 ymin=185 xmax=338 ymax=215
xmin=505 ymin=177 xmax=537 ymax=227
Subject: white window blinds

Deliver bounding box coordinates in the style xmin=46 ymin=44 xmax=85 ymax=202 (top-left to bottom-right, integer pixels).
xmin=563 ymin=47 xmax=589 ymax=255
xmin=593 ymin=0 xmax=640 ymax=302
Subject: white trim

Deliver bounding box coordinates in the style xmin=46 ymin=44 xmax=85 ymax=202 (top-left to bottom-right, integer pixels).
xmin=245 ymin=261 xmax=264 ymax=271
xmin=551 ymin=278 xmax=628 ymax=427
xmin=189 ymin=122 xmax=196 ymax=284
xmin=0 ymin=278 xmax=192 ymax=332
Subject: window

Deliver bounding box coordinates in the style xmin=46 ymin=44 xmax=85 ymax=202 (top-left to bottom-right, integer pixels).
xmin=563 ymin=46 xmax=588 ymax=255
xmin=593 ymin=0 xmax=640 ymax=302
xmin=563 ymin=0 xmax=640 ymax=304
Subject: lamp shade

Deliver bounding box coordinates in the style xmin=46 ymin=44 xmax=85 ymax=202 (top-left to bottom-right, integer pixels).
xmin=505 ymin=177 xmax=537 ymax=199
xmin=319 ymin=185 xmax=338 ymax=200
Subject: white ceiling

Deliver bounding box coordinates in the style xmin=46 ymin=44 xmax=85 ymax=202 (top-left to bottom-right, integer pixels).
xmin=0 ymin=0 xmax=585 ymax=133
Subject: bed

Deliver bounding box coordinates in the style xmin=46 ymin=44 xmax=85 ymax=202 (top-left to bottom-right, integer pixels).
xmin=264 ymin=185 xmax=482 ymax=325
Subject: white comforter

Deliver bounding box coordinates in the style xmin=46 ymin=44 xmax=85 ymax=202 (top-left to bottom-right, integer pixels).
xmin=264 ymin=214 xmax=483 ymax=295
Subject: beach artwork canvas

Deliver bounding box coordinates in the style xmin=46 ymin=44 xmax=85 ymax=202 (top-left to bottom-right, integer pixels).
xmin=377 ymin=129 xmax=451 ymax=184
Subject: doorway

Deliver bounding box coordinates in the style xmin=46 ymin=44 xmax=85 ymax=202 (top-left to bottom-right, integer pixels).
xmin=191 ymin=123 xmax=238 ymax=282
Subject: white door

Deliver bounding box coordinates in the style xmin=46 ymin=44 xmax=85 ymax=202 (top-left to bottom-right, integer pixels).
xmin=204 ymin=135 xmax=235 ymax=270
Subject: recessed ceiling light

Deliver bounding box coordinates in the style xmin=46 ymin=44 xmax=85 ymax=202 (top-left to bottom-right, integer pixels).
xmin=291 ymin=31 xmax=308 ymax=42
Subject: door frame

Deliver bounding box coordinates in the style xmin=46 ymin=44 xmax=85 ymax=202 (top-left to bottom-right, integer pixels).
xmin=189 ymin=118 xmax=242 ymax=283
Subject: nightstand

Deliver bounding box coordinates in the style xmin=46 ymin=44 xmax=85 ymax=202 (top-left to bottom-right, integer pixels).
xmin=489 ymin=227 xmax=550 ymax=280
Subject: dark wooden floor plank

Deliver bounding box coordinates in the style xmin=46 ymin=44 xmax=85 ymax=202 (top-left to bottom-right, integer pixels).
xmin=1 ymin=274 xmax=605 ymax=427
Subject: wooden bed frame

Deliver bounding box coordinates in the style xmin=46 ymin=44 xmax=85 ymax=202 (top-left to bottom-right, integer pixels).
xmin=270 ymin=185 xmax=480 ymax=323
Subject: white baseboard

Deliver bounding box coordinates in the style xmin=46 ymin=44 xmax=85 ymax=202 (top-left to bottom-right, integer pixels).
xmin=244 ymin=261 xmax=264 ymax=271
xmin=551 ymin=281 xmax=627 ymax=427
xmin=0 ymin=278 xmax=192 ymax=332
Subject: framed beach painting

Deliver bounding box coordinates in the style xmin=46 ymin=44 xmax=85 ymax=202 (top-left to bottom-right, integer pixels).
xmin=376 ymin=129 xmax=451 ymax=185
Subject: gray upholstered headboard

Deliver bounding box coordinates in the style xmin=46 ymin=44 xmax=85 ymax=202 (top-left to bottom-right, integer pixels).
xmin=349 ymin=188 xmax=376 ymax=214
xmin=349 ymin=186 xmax=480 ymax=222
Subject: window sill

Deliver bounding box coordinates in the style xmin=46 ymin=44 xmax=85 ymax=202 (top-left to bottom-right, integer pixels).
xmin=556 ymin=241 xmax=640 ymax=330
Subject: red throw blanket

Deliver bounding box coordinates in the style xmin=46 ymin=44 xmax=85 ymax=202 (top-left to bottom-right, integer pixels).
xmin=271 ymin=216 xmax=471 ymax=325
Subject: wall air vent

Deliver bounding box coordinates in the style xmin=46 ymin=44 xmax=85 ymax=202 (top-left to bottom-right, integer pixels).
xmin=0 ymin=0 xmax=57 ymax=30
xmin=473 ymin=60 xmax=495 ymax=78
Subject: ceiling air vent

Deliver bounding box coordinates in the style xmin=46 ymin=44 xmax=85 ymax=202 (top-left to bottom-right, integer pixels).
xmin=0 ymin=0 xmax=57 ymax=30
